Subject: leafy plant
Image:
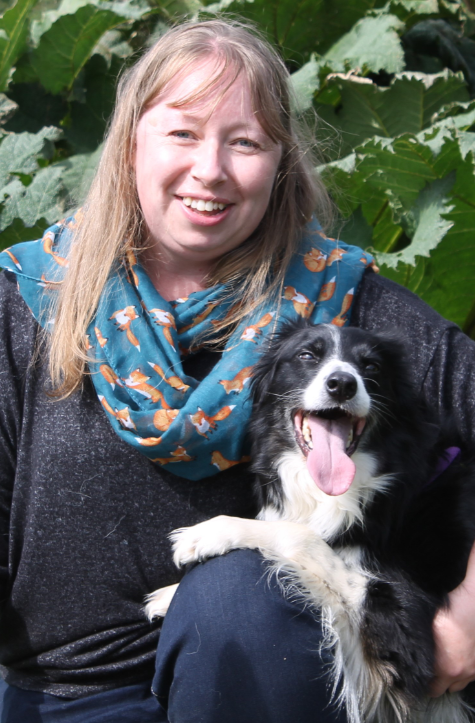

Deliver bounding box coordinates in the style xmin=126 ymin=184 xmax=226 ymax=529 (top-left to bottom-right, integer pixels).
xmin=0 ymin=0 xmax=474 ymax=336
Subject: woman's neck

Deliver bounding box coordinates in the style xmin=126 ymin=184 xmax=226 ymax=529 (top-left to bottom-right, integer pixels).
xmin=142 ymin=251 xmax=210 ymax=301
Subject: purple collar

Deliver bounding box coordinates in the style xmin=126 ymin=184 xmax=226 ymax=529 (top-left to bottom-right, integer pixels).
xmin=428 ymin=446 xmax=461 ymax=485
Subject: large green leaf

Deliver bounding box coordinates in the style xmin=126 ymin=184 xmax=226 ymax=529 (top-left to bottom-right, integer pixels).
xmin=415 ymin=154 xmax=475 ymax=329
xmin=0 ymin=0 xmax=38 ymax=91
xmin=203 ymin=0 xmax=387 ymax=66
xmin=0 ymin=126 xmax=62 ymax=187
xmin=65 ymin=53 xmax=122 ymax=152
xmin=55 ymin=142 xmax=103 ymax=205
xmin=31 ymin=0 xmax=150 ymax=45
xmin=313 ymin=70 xmax=468 ymax=157
xmin=0 ymin=165 xmax=67 ymax=230
xmin=0 ymin=216 xmax=49 ymax=250
xmin=374 ymin=174 xmax=455 ymax=268
xmin=31 ymin=4 xmax=127 ymax=94
xmin=324 ymin=14 xmax=405 ymax=74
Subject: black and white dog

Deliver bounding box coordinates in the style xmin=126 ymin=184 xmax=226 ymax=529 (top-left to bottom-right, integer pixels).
xmin=146 ymin=321 xmax=475 ymax=723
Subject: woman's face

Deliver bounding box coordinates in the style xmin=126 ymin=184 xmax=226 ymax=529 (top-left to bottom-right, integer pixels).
xmin=135 ymin=61 xmax=282 ymax=272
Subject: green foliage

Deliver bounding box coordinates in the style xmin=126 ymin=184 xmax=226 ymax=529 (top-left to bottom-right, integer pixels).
xmin=0 ymin=0 xmax=474 ymax=336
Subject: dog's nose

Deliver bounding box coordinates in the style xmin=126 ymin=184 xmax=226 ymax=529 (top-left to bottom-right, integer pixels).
xmin=325 ymin=372 xmax=357 ymax=402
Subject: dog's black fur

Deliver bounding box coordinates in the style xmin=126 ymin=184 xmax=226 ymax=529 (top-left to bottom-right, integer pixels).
xmin=248 ymin=319 xmax=475 ymax=719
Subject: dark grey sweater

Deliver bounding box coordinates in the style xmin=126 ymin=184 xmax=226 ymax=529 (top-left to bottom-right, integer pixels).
xmin=1 ymin=268 xmax=475 ymax=698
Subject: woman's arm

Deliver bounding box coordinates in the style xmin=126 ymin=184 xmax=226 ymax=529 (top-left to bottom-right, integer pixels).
xmin=431 ymin=541 xmax=475 ymax=695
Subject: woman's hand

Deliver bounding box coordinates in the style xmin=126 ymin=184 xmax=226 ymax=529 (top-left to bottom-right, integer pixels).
xmin=431 ymin=541 xmax=475 ymax=696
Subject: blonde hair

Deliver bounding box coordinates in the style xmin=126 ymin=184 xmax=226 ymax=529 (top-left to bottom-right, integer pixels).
xmin=49 ymin=17 xmax=333 ymax=396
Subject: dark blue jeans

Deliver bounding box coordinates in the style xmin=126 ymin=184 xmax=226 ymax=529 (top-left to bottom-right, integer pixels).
xmin=1 ymin=550 xmax=346 ymax=722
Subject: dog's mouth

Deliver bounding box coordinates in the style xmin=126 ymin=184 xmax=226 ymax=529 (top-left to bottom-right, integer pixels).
xmin=294 ymin=409 xmax=366 ymax=497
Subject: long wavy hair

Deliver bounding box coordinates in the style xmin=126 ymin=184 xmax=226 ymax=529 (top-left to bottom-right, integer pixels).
xmin=48 ymin=17 xmax=333 ymax=396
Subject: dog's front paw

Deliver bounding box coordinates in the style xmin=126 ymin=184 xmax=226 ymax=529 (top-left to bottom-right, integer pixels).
xmin=144 ymin=583 xmax=179 ymax=620
xmin=170 ymin=515 xmax=242 ymax=568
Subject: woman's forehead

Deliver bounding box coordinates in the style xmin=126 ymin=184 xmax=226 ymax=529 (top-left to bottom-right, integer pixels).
xmin=148 ymin=58 xmax=248 ymax=112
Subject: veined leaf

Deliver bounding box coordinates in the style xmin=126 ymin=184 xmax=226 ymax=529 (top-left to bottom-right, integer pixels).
xmin=0 ymin=216 xmax=49 ymax=251
xmin=324 ymin=14 xmax=405 ymax=74
xmin=314 ymin=70 xmax=468 ymax=157
xmin=415 ymin=153 xmax=475 ymax=328
xmin=31 ymin=0 xmax=150 ymax=46
xmin=31 ymin=4 xmax=127 ymax=94
xmin=374 ymin=174 xmax=455 ymax=268
xmin=0 ymin=165 xmax=67 ymax=231
xmin=202 ymin=0 xmax=388 ymax=65
xmin=0 ymin=126 xmax=62 ymax=188
xmin=65 ymin=53 xmax=122 ymax=153
xmin=0 ymin=92 xmax=17 ymax=123
xmin=0 ymin=0 xmax=38 ymax=91
xmin=55 ymin=142 xmax=103 ymax=205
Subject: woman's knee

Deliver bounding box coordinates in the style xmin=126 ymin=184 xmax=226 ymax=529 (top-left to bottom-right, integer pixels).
xmin=152 ymin=549 xmax=346 ymax=723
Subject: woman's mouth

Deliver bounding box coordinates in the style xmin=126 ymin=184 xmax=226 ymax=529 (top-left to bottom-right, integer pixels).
xmin=181 ymin=196 xmax=229 ymax=216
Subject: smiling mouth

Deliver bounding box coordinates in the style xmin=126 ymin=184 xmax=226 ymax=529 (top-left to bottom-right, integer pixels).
xmin=293 ymin=409 xmax=367 ymax=496
xmin=181 ymin=196 xmax=229 ymax=215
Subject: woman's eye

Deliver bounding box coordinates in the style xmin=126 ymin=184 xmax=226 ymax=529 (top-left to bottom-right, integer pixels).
xmin=235 ymin=138 xmax=259 ymax=149
xmin=298 ymin=351 xmax=315 ymax=361
xmin=172 ymin=130 xmax=193 ymax=139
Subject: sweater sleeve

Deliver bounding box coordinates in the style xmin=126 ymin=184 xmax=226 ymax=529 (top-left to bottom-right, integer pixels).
xmin=0 ymin=271 xmax=38 ymax=603
xmin=352 ymin=269 xmax=475 ymax=450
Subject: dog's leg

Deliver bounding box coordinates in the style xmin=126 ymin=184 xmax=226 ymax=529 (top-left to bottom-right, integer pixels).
xmin=144 ymin=583 xmax=179 ymax=620
xmin=171 ymin=516 xmax=367 ymax=613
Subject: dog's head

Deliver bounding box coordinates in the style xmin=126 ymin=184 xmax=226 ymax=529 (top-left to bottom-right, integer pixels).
xmin=250 ymin=320 xmax=414 ymax=497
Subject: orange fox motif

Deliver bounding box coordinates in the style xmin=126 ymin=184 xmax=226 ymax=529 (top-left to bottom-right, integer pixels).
xmin=43 ymin=231 xmax=69 ymax=267
xmin=283 ymin=287 xmax=314 ymax=318
xmin=109 ymin=306 xmax=141 ymax=351
xmin=98 ymin=395 xmax=136 ymax=431
xmin=189 ymin=406 xmax=236 ymax=438
xmin=94 ymin=326 xmax=108 ymax=348
xmin=332 ymin=288 xmax=354 ymax=327
xmin=303 ymin=247 xmax=327 ymax=273
xmin=172 ymin=297 xmax=189 ymax=306
xmin=99 ymin=364 xmax=124 ymax=390
xmin=153 ymin=408 xmax=180 ymax=432
xmin=125 ymin=248 xmax=139 ymax=287
xmin=123 ymin=369 xmax=162 ymax=402
xmin=38 ymin=273 xmax=60 ymax=289
xmin=148 ymin=362 xmax=190 ymax=393
xmin=240 ymin=312 xmax=275 ymax=343
xmin=85 ymin=335 xmax=93 ymax=351
xmin=5 ymin=248 xmax=22 ymax=270
xmin=327 ymin=248 xmax=347 ymax=266
xmin=178 ymin=301 xmax=219 ymax=334
xmin=150 ymin=309 xmax=177 ymax=350
xmin=219 ymin=366 xmax=253 ymax=394
xmin=211 ymin=451 xmax=251 ymax=471
xmin=152 ymin=446 xmax=194 ymax=464
xmin=137 ymin=436 xmax=163 ymax=446
xmin=318 ymin=276 xmax=336 ymax=302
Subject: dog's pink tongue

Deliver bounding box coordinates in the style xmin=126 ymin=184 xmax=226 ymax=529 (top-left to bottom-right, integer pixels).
xmin=307 ymin=415 xmax=355 ymax=496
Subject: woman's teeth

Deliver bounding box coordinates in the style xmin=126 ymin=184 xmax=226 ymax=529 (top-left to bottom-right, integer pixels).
xmin=182 ymin=197 xmax=226 ymax=212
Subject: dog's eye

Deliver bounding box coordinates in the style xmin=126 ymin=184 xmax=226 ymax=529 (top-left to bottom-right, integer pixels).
xmin=298 ymin=351 xmax=315 ymax=361
xmin=364 ymin=361 xmax=380 ymax=373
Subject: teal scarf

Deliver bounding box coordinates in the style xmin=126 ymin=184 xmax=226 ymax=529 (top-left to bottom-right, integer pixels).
xmin=0 ymin=214 xmax=373 ymax=480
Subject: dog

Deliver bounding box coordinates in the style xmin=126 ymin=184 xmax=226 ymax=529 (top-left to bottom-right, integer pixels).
xmin=145 ymin=320 xmax=475 ymax=723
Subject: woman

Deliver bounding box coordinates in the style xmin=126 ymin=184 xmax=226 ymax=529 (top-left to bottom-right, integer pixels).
xmin=0 ymin=18 xmax=474 ymax=723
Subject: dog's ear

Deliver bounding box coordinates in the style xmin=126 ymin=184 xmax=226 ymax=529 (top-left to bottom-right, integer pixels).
xmin=249 ymin=350 xmax=279 ymax=406
xmin=251 ymin=353 xmax=276 ymax=404
xmin=249 ymin=319 xmax=308 ymax=405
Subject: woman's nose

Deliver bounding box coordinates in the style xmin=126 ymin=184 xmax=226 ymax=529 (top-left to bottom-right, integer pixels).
xmin=191 ymin=139 xmax=227 ymax=187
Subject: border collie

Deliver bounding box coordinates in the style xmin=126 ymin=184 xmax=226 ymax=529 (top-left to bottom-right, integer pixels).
xmin=146 ymin=320 xmax=475 ymax=723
